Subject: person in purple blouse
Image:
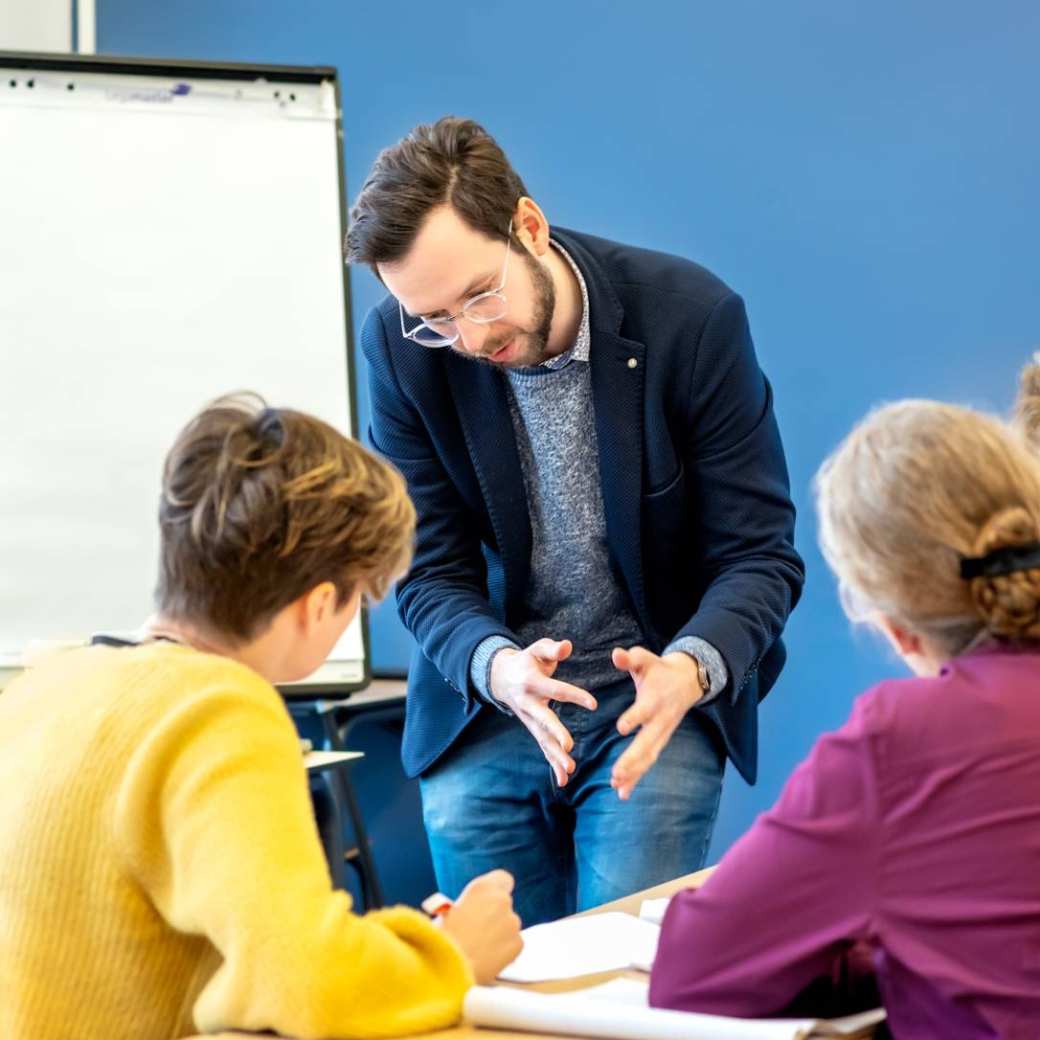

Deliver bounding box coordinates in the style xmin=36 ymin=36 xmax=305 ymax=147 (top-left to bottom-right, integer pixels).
xmin=650 ymin=363 xmax=1040 ymax=1039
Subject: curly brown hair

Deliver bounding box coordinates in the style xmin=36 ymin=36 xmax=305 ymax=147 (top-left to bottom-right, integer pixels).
xmin=155 ymin=393 xmax=415 ymax=641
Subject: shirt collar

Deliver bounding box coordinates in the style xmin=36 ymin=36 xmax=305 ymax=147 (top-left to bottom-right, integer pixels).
xmin=539 ymin=239 xmax=591 ymax=370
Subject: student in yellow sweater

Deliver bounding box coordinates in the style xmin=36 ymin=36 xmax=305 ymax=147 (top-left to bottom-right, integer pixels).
xmin=0 ymin=394 xmax=522 ymax=1039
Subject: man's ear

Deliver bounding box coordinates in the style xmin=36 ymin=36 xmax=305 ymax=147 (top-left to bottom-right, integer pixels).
xmin=513 ymin=196 xmax=551 ymax=256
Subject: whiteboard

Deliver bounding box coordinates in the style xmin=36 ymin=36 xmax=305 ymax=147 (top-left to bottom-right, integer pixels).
xmin=0 ymin=55 xmax=365 ymax=689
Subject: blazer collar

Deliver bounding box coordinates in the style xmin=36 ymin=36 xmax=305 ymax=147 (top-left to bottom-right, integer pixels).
xmin=550 ymin=227 xmax=626 ymax=337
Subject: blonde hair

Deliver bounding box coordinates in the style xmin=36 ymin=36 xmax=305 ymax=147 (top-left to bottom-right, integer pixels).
xmin=157 ymin=393 xmax=415 ymax=640
xmin=815 ymin=363 xmax=1040 ymax=655
xmin=1013 ymin=355 xmax=1040 ymax=449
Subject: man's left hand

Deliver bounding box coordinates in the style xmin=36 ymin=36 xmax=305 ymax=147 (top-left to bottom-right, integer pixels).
xmin=610 ymin=646 xmax=706 ymax=800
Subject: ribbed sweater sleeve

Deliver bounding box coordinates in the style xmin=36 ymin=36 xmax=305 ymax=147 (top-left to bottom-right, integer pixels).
xmin=112 ymin=664 xmax=472 ymax=1039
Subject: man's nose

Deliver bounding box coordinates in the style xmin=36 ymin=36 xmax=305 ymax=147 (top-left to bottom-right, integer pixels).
xmin=455 ymin=319 xmax=490 ymax=355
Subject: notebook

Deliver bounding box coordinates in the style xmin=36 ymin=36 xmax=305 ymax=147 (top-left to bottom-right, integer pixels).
xmin=466 ymin=977 xmax=885 ymax=1040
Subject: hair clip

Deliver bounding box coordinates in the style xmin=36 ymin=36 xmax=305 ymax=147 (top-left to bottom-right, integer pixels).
xmin=959 ymin=542 xmax=1040 ymax=580
xmin=254 ymin=406 xmax=284 ymax=440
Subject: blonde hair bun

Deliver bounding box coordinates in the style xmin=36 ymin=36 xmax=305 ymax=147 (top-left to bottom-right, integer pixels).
xmin=969 ymin=506 xmax=1040 ymax=640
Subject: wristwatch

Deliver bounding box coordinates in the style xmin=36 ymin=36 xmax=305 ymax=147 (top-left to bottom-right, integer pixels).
xmin=692 ymin=654 xmax=711 ymax=696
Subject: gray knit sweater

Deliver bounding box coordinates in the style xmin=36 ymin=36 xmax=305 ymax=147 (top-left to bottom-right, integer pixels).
xmin=469 ymin=244 xmax=726 ymax=704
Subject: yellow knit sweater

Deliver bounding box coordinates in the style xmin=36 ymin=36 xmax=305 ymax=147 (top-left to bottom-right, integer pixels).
xmin=0 ymin=643 xmax=472 ymax=1039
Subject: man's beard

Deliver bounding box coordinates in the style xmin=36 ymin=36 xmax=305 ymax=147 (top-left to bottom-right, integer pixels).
xmin=461 ymin=251 xmax=556 ymax=369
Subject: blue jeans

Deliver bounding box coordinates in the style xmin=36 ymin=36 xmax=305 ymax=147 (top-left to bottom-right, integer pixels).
xmin=419 ymin=677 xmax=724 ymax=926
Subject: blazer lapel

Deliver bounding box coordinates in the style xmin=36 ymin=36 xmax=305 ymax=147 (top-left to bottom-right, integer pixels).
xmin=446 ymin=354 xmax=532 ymax=607
xmin=554 ymin=227 xmax=652 ymax=634
xmin=589 ymin=330 xmax=650 ymax=633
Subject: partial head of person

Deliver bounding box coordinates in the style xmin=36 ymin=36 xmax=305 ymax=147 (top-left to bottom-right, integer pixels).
xmin=154 ymin=393 xmax=415 ymax=683
xmin=345 ymin=116 xmax=570 ymax=369
xmin=815 ymin=360 xmax=1040 ymax=675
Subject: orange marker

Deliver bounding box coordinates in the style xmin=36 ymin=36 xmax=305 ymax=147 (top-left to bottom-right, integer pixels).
xmin=421 ymin=892 xmax=454 ymax=918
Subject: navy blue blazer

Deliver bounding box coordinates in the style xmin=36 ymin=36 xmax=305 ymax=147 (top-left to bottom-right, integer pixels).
xmin=362 ymin=228 xmax=804 ymax=784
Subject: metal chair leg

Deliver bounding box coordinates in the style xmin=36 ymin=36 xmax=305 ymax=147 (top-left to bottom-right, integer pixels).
xmin=289 ymin=699 xmax=385 ymax=910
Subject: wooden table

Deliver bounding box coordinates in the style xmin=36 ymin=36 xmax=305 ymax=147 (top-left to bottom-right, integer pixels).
xmin=191 ymin=868 xmax=713 ymax=1040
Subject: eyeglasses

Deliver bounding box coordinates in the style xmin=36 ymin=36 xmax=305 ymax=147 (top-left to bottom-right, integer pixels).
xmin=399 ymin=225 xmax=513 ymax=348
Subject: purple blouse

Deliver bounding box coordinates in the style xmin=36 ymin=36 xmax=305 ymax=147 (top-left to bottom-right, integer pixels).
xmin=650 ymin=647 xmax=1040 ymax=1038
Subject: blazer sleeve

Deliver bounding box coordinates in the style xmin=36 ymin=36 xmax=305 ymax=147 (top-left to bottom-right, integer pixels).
xmin=362 ymin=307 xmax=519 ymax=699
xmin=649 ymin=695 xmax=879 ymax=1016
xmin=675 ymin=292 xmax=805 ymax=702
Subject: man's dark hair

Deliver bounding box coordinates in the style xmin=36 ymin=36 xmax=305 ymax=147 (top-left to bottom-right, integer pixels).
xmin=345 ymin=116 xmax=528 ymax=272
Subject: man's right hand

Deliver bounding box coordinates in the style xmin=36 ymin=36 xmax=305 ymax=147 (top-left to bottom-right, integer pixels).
xmin=489 ymin=638 xmax=597 ymax=785
xmin=440 ymin=870 xmax=523 ymax=984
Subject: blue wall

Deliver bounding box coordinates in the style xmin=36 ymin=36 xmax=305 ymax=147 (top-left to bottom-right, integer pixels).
xmin=97 ymin=1 xmax=1040 ymax=860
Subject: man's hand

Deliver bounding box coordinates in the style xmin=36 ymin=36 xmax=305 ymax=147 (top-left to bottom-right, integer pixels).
xmin=490 ymin=638 xmax=598 ymax=786
xmin=610 ymin=646 xmax=706 ymax=800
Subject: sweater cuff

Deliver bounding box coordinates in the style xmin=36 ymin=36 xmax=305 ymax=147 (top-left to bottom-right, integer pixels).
xmin=663 ymin=636 xmax=728 ymax=705
xmin=469 ymin=636 xmax=521 ymax=714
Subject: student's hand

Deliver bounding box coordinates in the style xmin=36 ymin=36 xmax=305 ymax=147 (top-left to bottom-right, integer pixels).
xmin=610 ymin=647 xmax=705 ymax=801
xmin=489 ymin=639 xmax=598 ymax=786
xmin=440 ymin=870 xmax=523 ymax=984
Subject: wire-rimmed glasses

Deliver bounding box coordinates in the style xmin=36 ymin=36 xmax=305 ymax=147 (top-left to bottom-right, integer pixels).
xmin=399 ymin=225 xmax=513 ymax=348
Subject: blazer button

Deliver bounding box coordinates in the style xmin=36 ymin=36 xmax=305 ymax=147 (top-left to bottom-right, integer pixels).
xmin=627 ymin=357 xmax=638 ymax=369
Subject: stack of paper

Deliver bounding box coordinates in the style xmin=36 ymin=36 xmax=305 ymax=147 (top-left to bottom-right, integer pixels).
xmin=466 ymin=977 xmax=886 ymax=1040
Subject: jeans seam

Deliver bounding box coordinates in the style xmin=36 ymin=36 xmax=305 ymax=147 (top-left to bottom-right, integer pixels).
xmin=696 ymin=766 xmax=724 ymax=866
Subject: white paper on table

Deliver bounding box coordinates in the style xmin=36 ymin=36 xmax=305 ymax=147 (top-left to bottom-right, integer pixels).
xmin=639 ymin=897 xmax=671 ymax=925
xmin=497 ymin=912 xmax=661 ymax=982
xmin=465 ymin=977 xmax=886 ymax=1040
